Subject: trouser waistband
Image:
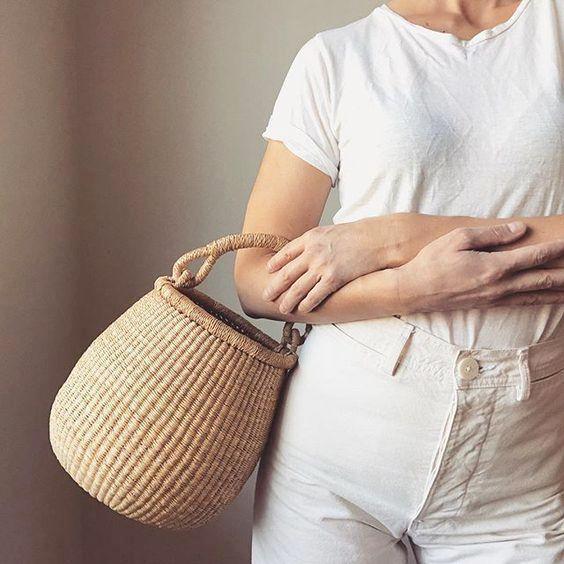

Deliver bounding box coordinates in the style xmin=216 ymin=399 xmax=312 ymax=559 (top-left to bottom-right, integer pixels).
xmin=322 ymin=315 xmax=564 ymax=402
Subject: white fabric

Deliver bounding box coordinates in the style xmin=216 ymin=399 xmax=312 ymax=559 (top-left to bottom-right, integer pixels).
xmin=252 ymin=317 xmax=564 ymax=562
xmin=261 ymin=0 xmax=564 ymax=349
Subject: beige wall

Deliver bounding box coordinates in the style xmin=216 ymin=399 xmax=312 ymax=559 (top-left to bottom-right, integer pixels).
xmin=0 ymin=1 xmax=83 ymax=563
xmin=2 ymin=2 xmax=377 ymax=563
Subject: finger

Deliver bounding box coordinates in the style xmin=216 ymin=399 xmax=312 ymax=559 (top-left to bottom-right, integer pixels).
xmin=278 ymin=271 xmax=320 ymax=314
xmin=262 ymin=259 xmax=309 ymax=301
xmin=450 ymin=221 xmax=527 ymax=251
xmin=492 ymin=290 xmax=564 ymax=307
xmin=297 ymin=281 xmax=335 ymax=313
xmin=266 ymin=240 xmax=304 ymax=273
xmin=494 ymin=267 xmax=564 ymax=295
xmin=493 ymin=239 xmax=564 ymax=273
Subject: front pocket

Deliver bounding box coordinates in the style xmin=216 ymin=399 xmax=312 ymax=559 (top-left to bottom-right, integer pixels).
xmin=530 ymin=365 xmax=564 ymax=388
xmin=324 ymin=322 xmax=385 ymax=360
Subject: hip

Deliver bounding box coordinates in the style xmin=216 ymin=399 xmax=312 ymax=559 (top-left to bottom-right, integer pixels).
xmin=262 ymin=315 xmax=564 ymax=510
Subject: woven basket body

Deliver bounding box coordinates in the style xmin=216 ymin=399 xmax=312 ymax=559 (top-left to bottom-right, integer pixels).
xmin=49 ymin=233 xmax=311 ymax=530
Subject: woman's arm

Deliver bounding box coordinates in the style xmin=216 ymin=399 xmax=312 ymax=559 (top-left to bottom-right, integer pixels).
xmin=260 ymin=210 xmax=564 ymax=313
xmin=238 ymin=220 xmax=564 ymax=324
xmin=234 ymin=141 xmax=564 ymax=323
xmin=238 ymin=250 xmax=402 ymax=323
xmin=378 ymin=212 xmax=564 ymax=268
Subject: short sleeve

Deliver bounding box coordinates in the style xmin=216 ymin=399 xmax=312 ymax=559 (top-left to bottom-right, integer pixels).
xmin=262 ymin=33 xmax=341 ymax=188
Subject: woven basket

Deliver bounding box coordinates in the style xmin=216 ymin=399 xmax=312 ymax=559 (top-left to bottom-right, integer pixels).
xmin=49 ymin=232 xmax=312 ymax=530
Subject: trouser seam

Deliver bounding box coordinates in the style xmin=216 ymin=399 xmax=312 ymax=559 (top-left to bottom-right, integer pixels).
xmin=406 ymin=387 xmax=459 ymax=534
xmin=451 ymin=399 xmax=496 ymax=519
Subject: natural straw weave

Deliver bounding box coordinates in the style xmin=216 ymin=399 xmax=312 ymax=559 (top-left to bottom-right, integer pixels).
xmin=49 ymin=232 xmax=312 ymax=530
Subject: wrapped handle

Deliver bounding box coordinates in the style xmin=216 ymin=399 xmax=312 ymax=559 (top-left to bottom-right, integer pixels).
xmin=171 ymin=232 xmax=313 ymax=354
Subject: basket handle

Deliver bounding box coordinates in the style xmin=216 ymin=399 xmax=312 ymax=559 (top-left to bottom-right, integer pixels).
xmin=171 ymin=232 xmax=313 ymax=354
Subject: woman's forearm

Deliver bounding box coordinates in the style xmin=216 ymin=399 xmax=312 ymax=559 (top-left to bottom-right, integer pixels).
xmin=371 ymin=212 xmax=564 ymax=267
xmin=237 ymin=252 xmax=405 ymax=324
xmin=236 ymin=216 xmax=564 ymax=325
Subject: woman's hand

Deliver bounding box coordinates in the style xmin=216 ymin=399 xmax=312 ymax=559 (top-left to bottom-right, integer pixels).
xmin=262 ymin=216 xmax=405 ymax=314
xmin=394 ymin=221 xmax=564 ymax=314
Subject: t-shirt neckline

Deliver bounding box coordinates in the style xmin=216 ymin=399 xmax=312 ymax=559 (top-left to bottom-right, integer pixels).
xmin=375 ymin=0 xmax=532 ymax=48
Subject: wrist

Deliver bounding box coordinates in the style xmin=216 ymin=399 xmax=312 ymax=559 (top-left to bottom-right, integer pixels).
xmin=356 ymin=266 xmax=420 ymax=317
xmin=392 ymin=265 xmax=421 ymax=315
xmin=382 ymin=213 xmax=412 ymax=267
xmin=384 ymin=212 xmax=448 ymax=267
xmin=353 ymin=214 xmax=412 ymax=270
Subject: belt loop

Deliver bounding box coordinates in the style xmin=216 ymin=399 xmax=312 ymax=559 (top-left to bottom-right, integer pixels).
xmin=516 ymin=348 xmax=531 ymax=402
xmin=381 ymin=323 xmax=415 ymax=377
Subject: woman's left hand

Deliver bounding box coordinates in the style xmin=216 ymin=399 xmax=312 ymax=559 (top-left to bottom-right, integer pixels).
xmin=262 ymin=217 xmax=405 ymax=314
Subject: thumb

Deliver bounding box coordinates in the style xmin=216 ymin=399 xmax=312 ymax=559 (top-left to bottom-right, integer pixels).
xmin=454 ymin=221 xmax=527 ymax=250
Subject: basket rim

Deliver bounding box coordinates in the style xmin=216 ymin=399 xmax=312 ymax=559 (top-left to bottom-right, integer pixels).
xmin=154 ymin=276 xmax=298 ymax=370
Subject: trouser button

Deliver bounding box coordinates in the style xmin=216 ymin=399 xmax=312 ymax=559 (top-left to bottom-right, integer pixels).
xmin=458 ymin=356 xmax=479 ymax=380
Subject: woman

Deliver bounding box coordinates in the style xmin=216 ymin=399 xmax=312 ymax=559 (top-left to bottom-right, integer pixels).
xmin=234 ymin=1 xmax=564 ymax=561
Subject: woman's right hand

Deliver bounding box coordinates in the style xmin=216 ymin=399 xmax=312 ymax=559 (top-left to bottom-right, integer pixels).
xmin=395 ymin=220 xmax=564 ymax=314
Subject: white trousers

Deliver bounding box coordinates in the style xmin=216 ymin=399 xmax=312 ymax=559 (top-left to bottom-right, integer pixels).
xmin=251 ymin=315 xmax=564 ymax=563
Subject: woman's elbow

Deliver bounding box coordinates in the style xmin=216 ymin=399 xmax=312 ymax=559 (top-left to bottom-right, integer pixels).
xmin=236 ymin=281 xmax=269 ymax=319
xmin=234 ymin=250 xmax=289 ymax=321
xmin=236 ymin=286 xmax=260 ymax=318
xmin=233 ymin=263 xmax=265 ymax=319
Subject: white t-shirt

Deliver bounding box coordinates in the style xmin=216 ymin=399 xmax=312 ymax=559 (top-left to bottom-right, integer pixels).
xmin=262 ymin=0 xmax=564 ymax=349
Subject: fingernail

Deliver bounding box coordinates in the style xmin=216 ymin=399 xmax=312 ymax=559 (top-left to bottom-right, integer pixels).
xmin=507 ymin=221 xmax=525 ymax=233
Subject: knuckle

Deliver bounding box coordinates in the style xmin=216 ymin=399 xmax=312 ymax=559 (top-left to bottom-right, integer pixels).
xmin=314 ymin=258 xmax=330 ymax=271
xmin=308 ymin=237 xmax=327 ymax=254
xmin=298 ymin=295 xmax=319 ymax=312
xmin=280 ymin=250 xmax=292 ymax=262
xmin=507 ymin=292 xmax=543 ymax=306
xmin=322 ymin=278 xmax=335 ymax=293
xmin=481 ymin=266 xmax=503 ymax=284
xmin=280 ymin=270 xmax=293 ymax=284
xmin=279 ymin=295 xmax=296 ymax=312
xmin=316 ymin=224 xmax=331 ymax=235
xmin=533 ymin=247 xmax=551 ymax=264
xmin=453 ymin=227 xmax=473 ymax=245
xmin=310 ymin=244 xmax=326 ymax=258
xmin=487 ymin=288 xmax=504 ymax=305
xmin=306 ymin=225 xmax=328 ymax=241
xmin=487 ymin=284 xmax=507 ymax=300
xmin=488 ymin=224 xmax=506 ymax=239
xmin=535 ymin=272 xmax=554 ymax=290
xmin=324 ymin=272 xmax=341 ymax=290
xmin=522 ymin=293 xmax=542 ymax=306
xmin=323 ymin=266 xmax=337 ymax=281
